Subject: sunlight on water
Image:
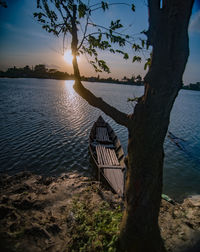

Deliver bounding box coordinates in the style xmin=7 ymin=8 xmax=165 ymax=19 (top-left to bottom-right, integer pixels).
xmin=63 ymin=80 xmax=90 ymax=137
xmin=64 ymin=80 xmax=75 ymax=98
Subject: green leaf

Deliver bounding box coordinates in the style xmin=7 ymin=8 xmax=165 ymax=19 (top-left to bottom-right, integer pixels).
xmin=123 ymin=53 xmax=129 ymax=60
xmin=116 ymin=50 xmax=124 ymax=54
xmin=144 ymin=62 xmax=148 ymax=70
xmin=97 ymin=59 xmax=110 ymax=73
xmin=110 ymin=20 xmax=123 ymax=30
xmin=132 ymin=44 xmax=142 ymax=52
xmin=78 ymin=3 xmax=87 ymax=18
xmin=132 ymin=56 xmax=141 ymax=63
xmin=37 ymin=0 xmax=41 ymax=9
xmin=109 ymin=49 xmax=115 ymax=53
xmin=101 ymin=1 xmax=108 ymax=11
xmin=141 ymin=39 xmax=145 ymax=48
xmin=144 ymin=57 xmax=151 ymax=70
xmin=131 ymin=4 xmax=135 ymax=12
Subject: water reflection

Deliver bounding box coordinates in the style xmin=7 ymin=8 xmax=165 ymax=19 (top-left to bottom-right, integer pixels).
xmin=65 ymin=80 xmax=75 ymax=98
xmin=0 ymin=78 xmax=199 ymax=200
xmin=63 ymin=80 xmax=90 ymax=137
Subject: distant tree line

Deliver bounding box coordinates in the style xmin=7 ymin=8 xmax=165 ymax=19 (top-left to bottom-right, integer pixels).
xmin=0 ymin=64 xmax=73 ymax=80
xmin=182 ymin=82 xmax=200 ymax=91
xmin=1 ymin=65 xmax=199 ymax=91
xmin=82 ymin=74 xmax=144 ymax=86
xmin=0 ymin=64 xmax=144 ymax=86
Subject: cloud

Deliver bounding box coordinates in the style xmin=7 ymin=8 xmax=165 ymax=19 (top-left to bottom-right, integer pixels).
xmin=189 ymin=11 xmax=200 ymax=33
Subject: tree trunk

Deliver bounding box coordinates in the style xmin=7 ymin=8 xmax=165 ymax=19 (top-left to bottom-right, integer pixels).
xmin=120 ymin=85 xmax=176 ymax=252
xmin=70 ymin=1 xmax=194 ymax=251
xmin=119 ymin=1 xmax=194 ymax=251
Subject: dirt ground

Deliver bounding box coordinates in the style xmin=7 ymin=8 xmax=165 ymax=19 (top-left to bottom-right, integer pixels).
xmin=0 ymin=172 xmax=199 ymax=252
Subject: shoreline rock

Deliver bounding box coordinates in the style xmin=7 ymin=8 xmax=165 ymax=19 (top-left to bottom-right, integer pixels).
xmin=0 ymin=171 xmax=199 ymax=252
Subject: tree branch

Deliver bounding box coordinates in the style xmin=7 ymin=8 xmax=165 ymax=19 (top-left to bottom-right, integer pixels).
xmin=60 ymin=1 xmax=73 ymax=19
xmin=73 ymin=79 xmax=131 ymax=128
xmin=56 ymin=3 xmax=67 ymax=24
xmin=91 ymin=2 xmax=130 ymax=12
xmin=77 ymin=10 xmax=90 ymax=50
xmin=87 ymin=22 xmax=137 ymax=43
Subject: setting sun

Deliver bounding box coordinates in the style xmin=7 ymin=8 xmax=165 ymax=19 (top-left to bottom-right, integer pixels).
xmin=64 ymin=50 xmax=80 ymax=64
xmin=64 ymin=50 xmax=73 ymax=64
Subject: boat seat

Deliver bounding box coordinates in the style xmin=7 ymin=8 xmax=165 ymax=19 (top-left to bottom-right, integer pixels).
xmin=96 ymin=127 xmax=111 ymax=142
xmin=96 ymin=145 xmax=120 ymax=166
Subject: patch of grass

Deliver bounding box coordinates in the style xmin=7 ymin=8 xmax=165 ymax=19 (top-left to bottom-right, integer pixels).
xmin=68 ymin=200 xmax=122 ymax=252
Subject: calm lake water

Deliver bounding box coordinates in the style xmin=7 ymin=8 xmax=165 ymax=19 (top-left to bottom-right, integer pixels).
xmin=0 ymin=78 xmax=200 ymax=200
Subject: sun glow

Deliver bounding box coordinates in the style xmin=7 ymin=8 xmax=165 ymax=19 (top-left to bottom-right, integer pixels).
xmin=64 ymin=50 xmax=74 ymax=64
xmin=64 ymin=50 xmax=80 ymax=64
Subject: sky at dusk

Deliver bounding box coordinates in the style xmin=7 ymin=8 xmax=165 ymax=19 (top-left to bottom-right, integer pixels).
xmin=0 ymin=0 xmax=200 ymax=84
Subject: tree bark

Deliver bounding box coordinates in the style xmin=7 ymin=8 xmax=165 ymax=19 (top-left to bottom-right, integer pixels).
xmin=119 ymin=0 xmax=194 ymax=251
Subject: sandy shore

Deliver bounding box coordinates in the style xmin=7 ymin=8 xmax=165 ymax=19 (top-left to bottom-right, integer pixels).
xmin=0 ymin=171 xmax=200 ymax=252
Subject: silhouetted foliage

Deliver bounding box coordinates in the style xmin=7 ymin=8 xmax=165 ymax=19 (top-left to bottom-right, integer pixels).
xmin=0 ymin=0 xmax=7 ymax=8
xmin=183 ymin=82 xmax=200 ymax=91
xmin=34 ymin=0 xmax=150 ymax=73
xmin=0 ymin=65 xmax=72 ymax=80
xmin=0 ymin=65 xmax=145 ymax=85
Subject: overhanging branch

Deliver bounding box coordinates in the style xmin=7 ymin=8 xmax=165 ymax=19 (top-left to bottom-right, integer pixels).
xmin=73 ymin=80 xmax=131 ymax=128
xmin=91 ymin=2 xmax=130 ymax=12
xmin=77 ymin=9 xmax=90 ymax=50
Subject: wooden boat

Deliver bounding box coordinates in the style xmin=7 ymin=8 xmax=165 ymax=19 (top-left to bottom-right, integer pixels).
xmin=89 ymin=116 xmax=126 ymax=197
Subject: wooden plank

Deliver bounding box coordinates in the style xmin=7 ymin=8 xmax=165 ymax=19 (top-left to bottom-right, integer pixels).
xmin=100 ymin=146 xmax=108 ymax=165
xmin=99 ymin=165 xmax=124 ymax=169
xmin=109 ymin=149 xmax=116 ymax=165
xmin=99 ymin=146 xmax=107 ymax=165
xmin=108 ymin=148 xmax=114 ymax=165
xmin=96 ymin=146 xmax=102 ymax=165
xmin=96 ymin=146 xmax=121 ymax=168
xmin=106 ymin=149 xmax=112 ymax=165
xmin=113 ymin=169 xmax=124 ymax=195
xmin=101 ymin=146 xmax=108 ymax=165
xmin=103 ymin=168 xmax=124 ymax=196
xmin=109 ymin=148 xmax=119 ymax=166
xmin=106 ymin=148 xmax=112 ymax=166
xmin=110 ymin=149 xmax=115 ymax=164
xmin=114 ymin=169 xmax=122 ymax=191
xmin=96 ymin=127 xmax=110 ymax=142
xmin=100 ymin=146 xmax=105 ymax=165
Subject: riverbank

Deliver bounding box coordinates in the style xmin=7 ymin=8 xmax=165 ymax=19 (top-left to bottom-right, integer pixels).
xmin=0 ymin=172 xmax=200 ymax=252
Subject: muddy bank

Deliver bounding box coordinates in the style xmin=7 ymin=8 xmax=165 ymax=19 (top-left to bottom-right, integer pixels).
xmin=0 ymin=172 xmax=199 ymax=252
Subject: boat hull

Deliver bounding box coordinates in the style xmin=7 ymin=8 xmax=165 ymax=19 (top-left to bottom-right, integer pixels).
xmin=89 ymin=116 xmax=126 ymax=197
